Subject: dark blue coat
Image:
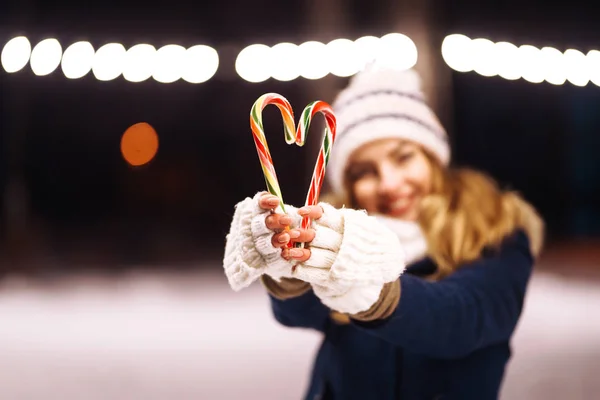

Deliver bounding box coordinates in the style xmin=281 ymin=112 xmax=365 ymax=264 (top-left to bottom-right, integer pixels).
xmin=267 ymin=231 xmax=533 ymax=400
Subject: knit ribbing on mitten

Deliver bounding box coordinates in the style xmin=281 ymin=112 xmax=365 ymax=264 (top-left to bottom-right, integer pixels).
xmin=291 ymin=202 xmax=344 ymax=283
xmin=351 ymin=279 xmax=401 ymax=321
xmin=223 ymin=195 xmax=269 ymax=291
xmin=251 ymin=209 xmax=297 ymax=281
xmin=329 ymin=208 xmax=406 ymax=286
xmin=223 ymin=193 xmax=297 ymax=291
xmin=311 ymin=282 xmax=384 ymax=314
xmin=296 ymin=205 xmax=407 ymax=314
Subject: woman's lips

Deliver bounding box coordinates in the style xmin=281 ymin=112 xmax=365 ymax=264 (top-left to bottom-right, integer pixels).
xmin=383 ymin=196 xmax=414 ymax=217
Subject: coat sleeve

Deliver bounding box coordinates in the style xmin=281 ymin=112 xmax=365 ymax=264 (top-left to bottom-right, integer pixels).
xmin=267 ymin=288 xmax=332 ymax=333
xmin=351 ymin=231 xmax=534 ymax=359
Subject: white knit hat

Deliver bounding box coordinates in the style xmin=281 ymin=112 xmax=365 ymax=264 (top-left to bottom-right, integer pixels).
xmin=327 ymin=64 xmax=450 ymax=196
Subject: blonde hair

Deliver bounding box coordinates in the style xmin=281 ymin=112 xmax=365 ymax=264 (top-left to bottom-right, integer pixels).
xmin=322 ymin=151 xmax=545 ymax=279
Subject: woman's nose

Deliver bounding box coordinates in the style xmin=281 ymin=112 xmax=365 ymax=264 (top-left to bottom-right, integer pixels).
xmin=377 ymin=164 xmax=403 ymax=196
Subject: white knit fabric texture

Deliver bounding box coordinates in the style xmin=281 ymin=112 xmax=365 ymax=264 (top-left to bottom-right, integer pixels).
xmin=372 ymin=214 xmax=428 ymax=264
xmin=327 ymin=65 xmax=450 ymax=197
xmin=223 ymin=193 xmax=423 ymax=314
xmin=295 ymin=203 xmax=408 ymax=314
xmin=222 ymin=192 xmax=296 ymax=291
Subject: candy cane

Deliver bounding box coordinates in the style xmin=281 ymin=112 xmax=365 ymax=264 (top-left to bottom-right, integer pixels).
xmin=249 ymin=93 xmax=296 ymax=213
xmin=250 ymin=93 xmax=337 ymax=249
xmin=296 ymin=101 xmax=337 ymax=231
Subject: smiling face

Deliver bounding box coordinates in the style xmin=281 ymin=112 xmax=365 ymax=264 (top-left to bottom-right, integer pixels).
xmin=345 ymin=138 xmax=434 ymax=221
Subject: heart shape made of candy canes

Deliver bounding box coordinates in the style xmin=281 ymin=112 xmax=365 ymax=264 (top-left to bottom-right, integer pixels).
xmin=250 ymin=93 xmax=337 ymax=245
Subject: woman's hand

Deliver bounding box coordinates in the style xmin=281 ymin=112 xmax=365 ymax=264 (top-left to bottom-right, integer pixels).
xmin=257 ymin=192 xmax=323 ymax=262
xmin=225 ymin=191 xmax=406 ymax=315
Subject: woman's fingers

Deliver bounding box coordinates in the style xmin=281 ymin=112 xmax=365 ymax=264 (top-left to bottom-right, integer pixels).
xmin=289 ymin=228 xmax=316 ymax=244
xmin=298 ymin=205 xmax=324 ymax=220
xmin=258 ymin=193 xmax=293 ymax=231
xmin=271 ymin=232 xmax=290 ymax=248
xmin=259 ymin=195 xmax=324 ymax=235
xmin=265 ymin=214 xmax=292 ymax=231
xmin=258 ymin=192 xmax=280 ymax=211
xmin=281 ymin=247 xmax=312 ymax=262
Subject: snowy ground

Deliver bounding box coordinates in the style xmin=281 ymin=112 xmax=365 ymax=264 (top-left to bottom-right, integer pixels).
xmin=0 ymin=262 xmax=598 ymax=400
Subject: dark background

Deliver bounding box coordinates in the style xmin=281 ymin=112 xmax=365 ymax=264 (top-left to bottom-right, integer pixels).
xmin=1 ymin=0 xmax=599 ymax=272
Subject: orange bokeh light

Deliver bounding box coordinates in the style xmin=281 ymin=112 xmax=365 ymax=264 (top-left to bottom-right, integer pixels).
xmin=121 ymin=122 xmax=159 ymax=166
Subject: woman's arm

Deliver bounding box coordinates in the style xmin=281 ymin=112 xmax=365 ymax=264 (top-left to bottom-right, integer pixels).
xmin=351 ymin=231 xmax=533 ymax=359
xmin=262 ymin=276 xmax=332 ymax=333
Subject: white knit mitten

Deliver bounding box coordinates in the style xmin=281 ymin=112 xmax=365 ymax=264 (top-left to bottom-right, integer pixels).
xmin=223 ymin=192 xmax=298 ymax=291
xmin=293 ymin=203 xmax=407 ymax=314
xmin=372 ymin=214 xmax=428 ymax=264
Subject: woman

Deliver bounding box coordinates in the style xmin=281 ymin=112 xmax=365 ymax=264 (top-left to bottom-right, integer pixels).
xmin=223 ymin=65 xmax=544 ymax=399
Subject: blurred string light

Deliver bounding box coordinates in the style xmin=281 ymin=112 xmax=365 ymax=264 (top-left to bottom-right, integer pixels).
xmin=92 ymin=43 xmax=127 ymax=81
xmin=442 ymin=33 xmax=600 ymax=87
xmin=61 ymin=41 xmax=95 ymax=79
xmin=1 ymin=36 xmax=32 ymax=73
xmin=122 ymin=43 xmax=156 ymax=83
xmin=6 ymin=33 xmax=598 ymax=88
xmin=235 ymin=33 xmax=418 ymax=83
xmin=1 ymin=36 xmax=219 ymax=84
xmin=30 ymin=38 xmax=62 ymax=76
